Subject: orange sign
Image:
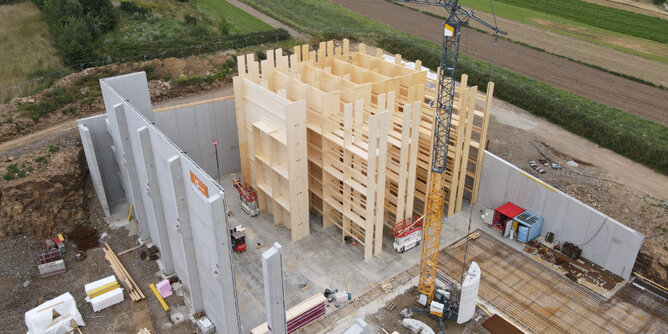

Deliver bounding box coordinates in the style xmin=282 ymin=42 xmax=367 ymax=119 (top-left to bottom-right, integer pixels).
xmin=190 ymin=171 xmax=209 ymax=198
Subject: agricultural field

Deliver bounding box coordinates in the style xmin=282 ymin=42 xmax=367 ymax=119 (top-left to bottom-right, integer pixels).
xmin=400 ymin=2 xmax=668 ymax=87
xmin=242 ymin=0 xmax=668 ymax=174
xmin=580 ymin=0 xmax=668 ymax=19
xmin=0 ymin=2 xmax=62 ymax=92
xmin=453 ymin=0 xmax=668 ymax=64
xmin=492 ymin=0 xmax=668 ymax=43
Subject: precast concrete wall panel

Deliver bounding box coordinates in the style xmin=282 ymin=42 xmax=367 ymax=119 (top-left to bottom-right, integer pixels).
xmin=101 ymin=84 xmax=150 ymax=238
xmin=103 ymin=72 xmax=154 ymax=122
xmin=92 ymin=74 xmax=241 ymax=332
xmin=153 ymin=98 xmax=240 ymax=177
xmin=78 ymin=114 xmax=126 ymax=208
xmin=478 ymin=151 xmax=643 ymax=279
xmin=78 ymin=122 xmax=110 ymax=216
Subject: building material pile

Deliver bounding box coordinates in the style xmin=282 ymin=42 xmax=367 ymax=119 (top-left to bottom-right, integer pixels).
xmin=84 ymin=275 xmax=124 ymax=312
xmin=24 ymin=292 xmax=85 ymax=334
xmin=102 ymin=243 xmax=145 ymax=302
xmin=234 ymin=39 xmax=494 ymax=259
xmin=251 ymin=293 xmax=327 ymax=334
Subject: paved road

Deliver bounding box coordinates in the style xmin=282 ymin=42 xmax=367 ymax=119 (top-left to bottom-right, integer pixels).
xmin=330 ymin=0 xmax=668 ymax=126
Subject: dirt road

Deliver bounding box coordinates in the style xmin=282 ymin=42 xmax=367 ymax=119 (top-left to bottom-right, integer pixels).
xmin=0 ymin=120 xmax=77 ymax=154
xmin=330 ymin=0 xmax=668 ymax=126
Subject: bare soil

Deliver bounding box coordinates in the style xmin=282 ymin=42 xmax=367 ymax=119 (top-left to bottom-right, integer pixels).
xmin=330 ymin=0 xmax=668 ymax=125
xmin=0 ymin=177 xmax=196 ymax=333
xmin=403 ymin=2 xmax=668 ymax=87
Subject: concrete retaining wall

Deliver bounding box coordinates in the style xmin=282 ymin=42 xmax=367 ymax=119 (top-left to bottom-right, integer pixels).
xmin=477 ymin=151 xmax=643 ymax=279
xmin=79 ymin=72 xmax=241 ymax=333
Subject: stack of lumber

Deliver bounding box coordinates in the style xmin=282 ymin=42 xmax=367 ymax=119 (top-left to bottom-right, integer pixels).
xmin=103 ymin=243 xmax=145 ymax=302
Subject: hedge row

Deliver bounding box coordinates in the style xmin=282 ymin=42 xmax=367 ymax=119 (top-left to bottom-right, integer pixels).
xmin=375 ymin=36 xmax=668 ymax=175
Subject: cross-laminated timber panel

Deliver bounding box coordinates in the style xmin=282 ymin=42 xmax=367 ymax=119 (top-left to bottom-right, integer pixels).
xmin=419 ymin=73 xmax=495 ymax=217
xmin=233 ymin=74 xmax=308 ymax=241
xmin=235 ymin=42 xmax=424 ymax=259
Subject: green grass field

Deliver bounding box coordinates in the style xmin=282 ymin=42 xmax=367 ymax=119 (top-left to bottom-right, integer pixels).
xmin=454 ymin=0 xmax=668 ymax=63
xmin=193 ymin=0 xmax=272 ymax=34
xmin=97 ymin=0 xmax=273 ymax=59
xmin=491 ymin=0 xmax=668 ymax=44
xmin=242 ymin=0 xmax=668 ymax=175
xmin=0 ymin=2 xmax=63 ymax=91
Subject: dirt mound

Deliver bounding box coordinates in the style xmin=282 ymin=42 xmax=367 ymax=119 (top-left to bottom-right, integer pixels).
xmin=0 ymin=139 xmax=87 ymax=238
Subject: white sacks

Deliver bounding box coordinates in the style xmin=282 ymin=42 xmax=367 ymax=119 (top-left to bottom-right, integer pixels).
xmin=457 ymin=262 xmax=481 ymax=324
xmin=25 ymin=292 xmax=85 ymax=334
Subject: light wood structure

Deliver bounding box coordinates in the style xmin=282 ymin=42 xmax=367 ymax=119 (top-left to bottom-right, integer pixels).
xmin=233 ymin=40 xmax=494 ymax=258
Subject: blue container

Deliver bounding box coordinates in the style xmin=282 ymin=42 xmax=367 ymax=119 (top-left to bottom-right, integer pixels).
xmin=517 ymin=226 xmax=530 ymax=242
xmin=513 ymin=211 xmax=543 ymax=242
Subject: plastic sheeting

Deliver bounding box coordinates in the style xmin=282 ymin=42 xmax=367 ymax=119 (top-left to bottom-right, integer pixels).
xmin=457 ymin=262 xmax=481 ymax=324
xmin=25 ymin=292 xmax=85 ymax=334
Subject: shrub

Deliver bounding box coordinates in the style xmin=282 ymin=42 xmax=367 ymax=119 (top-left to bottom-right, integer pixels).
xmin=3 ymin=173 xmax=14 ymax=181
xmin=34 ymin=156 xmax=49 ymax=164
xmin=184 ymin=14 xmax=197 ymax=26
xmin=34 ymin=0 xmax=117 ymax=65
xmin=48 ymin=144 xmax=60 ymax=153
xmin=119 ymin=1 xmax=150 ymax=15
xmin=219 ymin=18 xmax=231 ymax=36
xmin=17 ymin=170 xmax=27 ymax=178
xmin=7 ymin=165 xmax=19 ymax=174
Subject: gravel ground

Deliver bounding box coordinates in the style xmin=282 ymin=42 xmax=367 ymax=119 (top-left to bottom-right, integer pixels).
xmin=0 ymin=178 xmax=196 ymax=333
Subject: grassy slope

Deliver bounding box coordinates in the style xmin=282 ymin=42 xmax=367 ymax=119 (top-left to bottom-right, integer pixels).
xmin=194 ymin=0 xmax=272 ymax=34
xmin=455 ymin=0 xmax=668 ymax=63
xmin=97 ymin=0 xmax=273 ymax=58
xmin=0 ymin=2 xmax=62 ymax=90
xmin=241 ymin=0 xmax=668 ymax=174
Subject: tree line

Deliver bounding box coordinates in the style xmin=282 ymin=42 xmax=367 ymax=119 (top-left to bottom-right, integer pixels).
xmin=33 ymin=0 xmax=117 ymax=65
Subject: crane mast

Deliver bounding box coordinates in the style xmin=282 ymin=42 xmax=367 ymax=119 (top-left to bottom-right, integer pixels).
xmin=394 ymin=0 xmax=505 ymax=301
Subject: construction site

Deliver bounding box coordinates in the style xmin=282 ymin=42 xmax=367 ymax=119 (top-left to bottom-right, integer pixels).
xmin=1 ymin=1 xmax=667 ymax=334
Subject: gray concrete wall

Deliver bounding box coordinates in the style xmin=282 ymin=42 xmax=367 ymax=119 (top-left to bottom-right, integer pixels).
xmin=153 ymin=97 xmax=241 ymax=178
xmin=93 ymin=75 xmax=241 ymax=333
xmin=77 ymin=114 xmax=125 ymax=214
xmin=477 ymin=151 xmax=644 ymax=279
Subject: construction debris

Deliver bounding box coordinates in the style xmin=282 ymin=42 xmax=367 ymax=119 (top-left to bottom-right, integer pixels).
xmin=450 ymin=231 xmax=480 ymax=249
xmin=402 ymin=318 xmax=434 ymax=334
xmin=116 ymin=245 xmax=142 ymax=256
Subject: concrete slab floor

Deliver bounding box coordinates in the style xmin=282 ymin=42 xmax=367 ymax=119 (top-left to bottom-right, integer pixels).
xmin=218 ymin=173 xmax=504 ymax=332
